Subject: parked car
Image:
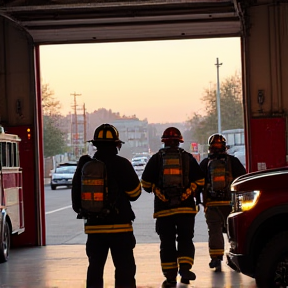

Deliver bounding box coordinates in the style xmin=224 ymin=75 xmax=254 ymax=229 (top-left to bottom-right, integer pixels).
xmin=50 ymin=162 xmax=77 ymax=190
xmin=131 ymin=156 xmax=148 ymax=176
xmin=226 ymin=166 xmax=288 ymax=287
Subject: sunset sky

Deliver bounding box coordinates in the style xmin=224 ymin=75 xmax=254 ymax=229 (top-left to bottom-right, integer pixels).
xmin=40 ymin=37 xmax=241 ymax=124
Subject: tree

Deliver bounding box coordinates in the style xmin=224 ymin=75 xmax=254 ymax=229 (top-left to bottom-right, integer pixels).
xmin=42 ymin=83 xmax=61 ymax=117
xmin=43 ymin=116 xmax=67 ymax=157
xmin=42 ymin=83 xmax=68 ymax=157
xmin=186 ymin=71 xmax=244 ymax=145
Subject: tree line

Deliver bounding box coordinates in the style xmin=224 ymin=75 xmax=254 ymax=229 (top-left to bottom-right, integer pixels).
xmin=42 ymin=71 xmax=244 ymax=158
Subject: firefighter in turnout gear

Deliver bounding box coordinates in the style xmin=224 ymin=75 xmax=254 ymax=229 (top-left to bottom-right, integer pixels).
xmin=141 ymin=127 xmax=205 ymax=288
xmin=199 ymin=133 xmax=246 ymax=272
xmin=71 ymin=123 xmax=141 ymax=288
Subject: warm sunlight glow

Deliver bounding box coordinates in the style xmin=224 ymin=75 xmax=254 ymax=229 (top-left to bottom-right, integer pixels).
xmin=40 ymin=38 xmax=241 ymax=124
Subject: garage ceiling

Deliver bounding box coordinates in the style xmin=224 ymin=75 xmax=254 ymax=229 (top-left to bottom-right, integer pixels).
xmin=0 ymin=0 xmax=244 ymax=45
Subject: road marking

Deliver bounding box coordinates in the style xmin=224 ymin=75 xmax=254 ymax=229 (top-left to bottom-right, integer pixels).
xmin=46 ymin=205 xmax=72 ymax=215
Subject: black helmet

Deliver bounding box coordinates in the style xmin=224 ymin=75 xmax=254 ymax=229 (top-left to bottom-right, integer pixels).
xmin=208 ymin=133 xmax=227 ymax=153
xmin=91 ymin=123 xmax=124 ymax=144
xmin=161 ymin=127 xmax=184 ymax=143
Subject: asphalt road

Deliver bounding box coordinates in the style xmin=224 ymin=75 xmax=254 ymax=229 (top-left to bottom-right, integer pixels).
xmin=45 ymin=184 xmax=209 ymax=245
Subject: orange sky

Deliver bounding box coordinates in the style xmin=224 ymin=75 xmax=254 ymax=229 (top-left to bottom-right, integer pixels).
xmin=40 ymin=37 xmax=241 ymax=124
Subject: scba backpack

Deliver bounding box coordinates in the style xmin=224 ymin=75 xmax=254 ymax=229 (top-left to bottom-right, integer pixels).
xmin=81 ymin=158 xmax=111 ymax=218
xmin=207 ymin=155 xmax=232 ymax=200
xmin=159 ymin=148 xmax=189 ymax=206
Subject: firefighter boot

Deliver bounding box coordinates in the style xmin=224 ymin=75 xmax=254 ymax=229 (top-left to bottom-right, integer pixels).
xmin=209 ymin=258 xmax=222 ymax=272
xmin=179 ymin=269 xmax=196 ymax=284
xmin=161 ymin=279 xmax=177 ymax=288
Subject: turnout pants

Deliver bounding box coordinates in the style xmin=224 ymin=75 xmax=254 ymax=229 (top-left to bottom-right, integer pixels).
xmin=156 ymin=214 xmax=196 ymax=281
xmin=205 ymin=206 xmax=231 ymax=260
xmin=86 ymin=232 xmax=136 ymax=288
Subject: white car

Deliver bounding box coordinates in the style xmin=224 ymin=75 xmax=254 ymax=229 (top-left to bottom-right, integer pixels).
xmin=131 ymin=156 xmax=148 ymax=175
xmin=50 ymin=163 xmax=77 ymax=190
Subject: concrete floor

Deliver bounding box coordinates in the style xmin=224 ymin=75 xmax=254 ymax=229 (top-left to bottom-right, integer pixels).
xmin=0 ymin=242 xmax=257 ymax=288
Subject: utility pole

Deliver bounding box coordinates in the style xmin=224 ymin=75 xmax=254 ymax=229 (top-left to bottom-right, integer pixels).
xmin=71 ymin=92 xmax=81 ymax=159
xmin=83 ymin=103 xmax=87 ymax=153
xmin=215 ymin=58 xmax=222 ymax=134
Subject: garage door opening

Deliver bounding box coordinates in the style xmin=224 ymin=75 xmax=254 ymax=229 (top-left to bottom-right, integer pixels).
xmin=40 ymin=37 xmax=243 ymax=245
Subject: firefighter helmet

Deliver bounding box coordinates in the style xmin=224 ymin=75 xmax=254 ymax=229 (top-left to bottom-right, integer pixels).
xmin=91 ymin=123 xmax=124 ymax=144
xmin=161 ymin=127 xmax=184 ymax=143
xmin=208 ymin=133 xmax=227 ymax=153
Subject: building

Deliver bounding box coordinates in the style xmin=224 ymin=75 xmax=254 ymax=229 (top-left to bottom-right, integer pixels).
xmin=111 ymin=118 xmax=149 ymax=159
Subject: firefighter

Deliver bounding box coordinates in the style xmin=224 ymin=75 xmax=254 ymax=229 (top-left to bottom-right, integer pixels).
xmin=71 ymin=123 xmax=141 ymax=288
xmin=141 ymin=127 xmax=205 ymax=288
xmin=199 ymin=133 xmax=246 ymax=272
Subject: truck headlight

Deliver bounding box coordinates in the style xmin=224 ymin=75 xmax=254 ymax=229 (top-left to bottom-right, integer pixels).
xmin=231 ymin=190 xmax=260 ymax=212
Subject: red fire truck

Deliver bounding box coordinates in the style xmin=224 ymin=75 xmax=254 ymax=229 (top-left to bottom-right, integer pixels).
xmin=0 ymin=126 xmax=25 ymax=262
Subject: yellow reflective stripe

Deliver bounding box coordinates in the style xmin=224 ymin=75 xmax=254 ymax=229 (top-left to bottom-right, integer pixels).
xmin=178 ymin=256 xmax=194 ymax=266
xmin=154 ymin=207 xmax=197 ymax=218
xmin=141 ymin=179 xmax=152 ymax=189
xmin=153 ymin=186 xmax=168 ymax=202
xmin=161 ymin=262 xmax=178 ymax=270
xmin=181 ymin=188 xmax=192 ymax=201
xmin=209 ymin=249 xmax=224 ymax=256
xmin=190 ymin=182 xmax=197 ymax=191
xmin=125 ymin=183 xmax=141 ymax=198
xmin=195 ymin=178 xmax=205 ymax=186
xmin=85 ymin=223 xmax=133 ymax=234
xmin=206 ymin=201 xmax=230 ymax=206
xmin=82 ymin=179 xmax=104 ymax=185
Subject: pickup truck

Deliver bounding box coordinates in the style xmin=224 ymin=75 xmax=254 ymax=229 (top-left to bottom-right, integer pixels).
xmin=226 ymin=166 xmax=288 ymax=287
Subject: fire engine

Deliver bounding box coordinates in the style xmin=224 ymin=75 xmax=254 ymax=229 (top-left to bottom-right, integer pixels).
xmin=0 ymin=125 xmax=25 ymax=262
